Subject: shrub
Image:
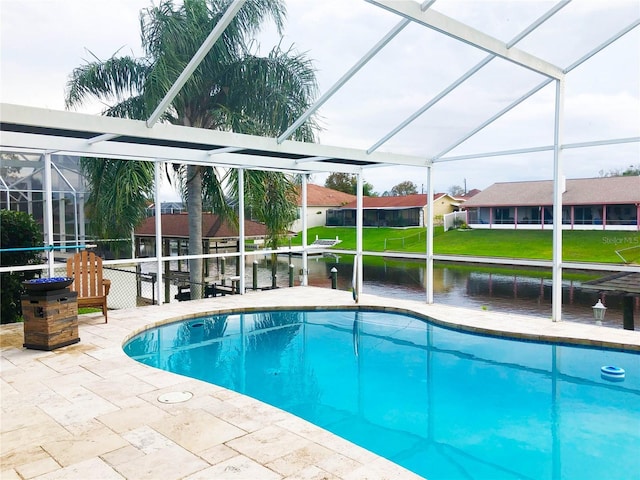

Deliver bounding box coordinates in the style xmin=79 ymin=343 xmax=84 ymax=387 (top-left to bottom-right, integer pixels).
xmin=0 ymin=210 xmax=43 ymax=323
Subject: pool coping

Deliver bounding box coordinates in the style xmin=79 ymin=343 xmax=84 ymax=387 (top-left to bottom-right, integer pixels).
xmin=2 ymin=286 xmax=639 ymax=480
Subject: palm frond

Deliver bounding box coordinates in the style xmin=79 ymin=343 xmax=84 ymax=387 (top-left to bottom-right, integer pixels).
xmin=215 ymin=45 xmax=319 ymax=141
xmin=66 ymin=0 xmax=317 ymax=279
xmin=80 ymin=158 xmax=154 ymax=239
xmin=201 ymin=167 xmax=236 ymax=221
xmin=242 ymin=170 xmax=298 ymax=248
xmin=65 ymin=56 xmax=150 ymax=111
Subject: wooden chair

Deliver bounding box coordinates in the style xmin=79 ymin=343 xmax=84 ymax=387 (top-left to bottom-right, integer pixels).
xmin=66 ymin=251 xmax=111 ymax=323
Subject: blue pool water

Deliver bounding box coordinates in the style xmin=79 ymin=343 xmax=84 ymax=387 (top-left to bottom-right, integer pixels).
xmin=124 ymin=310 xmax=640 ymax=479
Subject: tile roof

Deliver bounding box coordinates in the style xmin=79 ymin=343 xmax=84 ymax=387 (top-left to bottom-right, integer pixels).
xmin=134 ymin=213 xmax=267 ymax=239
xmin=456 ymin=188 xmax=481 ymax=200
xmin=340 ymin=193 xmax=448 ymax=209
xmin=463 ymin=176 xmax=640 ymax=207
xmin=296 ymin=184 xmax=356 ymax=206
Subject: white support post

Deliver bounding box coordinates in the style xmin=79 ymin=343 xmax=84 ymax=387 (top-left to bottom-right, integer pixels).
xmin=301 ymin=174 xmax=309 ymax=286
xmin=426 ymin=164 xmax=434 ymax=304
xmin=3 ymin=177 xmax=9 ymax=208
xmin=238 ymin=168 xmax=245 ymax=294
xmin=552 ymin=79 xmax=565 ymax=322
xmin=154 ymin=160 xmax=163 ymax=305
xmin=72 ymin=190 xmax=79 ymax=252
xmin=356 ymin=172 xmax=364 ymax=300
xmin=26 ymin=178 xmax=33 ymax=216
xmin=58 ymin=196 xmax=65 ymax=252
xmin=78 ymin=192 xmax=86 ymax=245
xmin=43 ymin=153 xmax=55 ymax=277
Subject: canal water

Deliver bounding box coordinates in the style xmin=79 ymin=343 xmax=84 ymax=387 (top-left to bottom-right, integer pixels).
xmin=247 ymin=253 xmax=639 ymax=331
xmin=141 ymin=253 xmax=637 ymax=330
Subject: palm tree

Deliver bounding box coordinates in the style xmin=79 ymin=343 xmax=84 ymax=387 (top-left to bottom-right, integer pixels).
xmin=65 ymin=0 xmax=318 ymax=298
xmin=78 ymin=157 xmax=154 ymax=255
xmin=241 ymin=170 xmax=299 ymax=287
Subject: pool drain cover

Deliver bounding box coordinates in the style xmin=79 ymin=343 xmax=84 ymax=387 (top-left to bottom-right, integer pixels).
xmin=157 ymin=391 xmax=193 ymax=404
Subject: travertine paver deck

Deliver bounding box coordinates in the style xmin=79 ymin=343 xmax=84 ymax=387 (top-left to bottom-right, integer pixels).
xmin=2 ymin=286 xmax=639 ymax=479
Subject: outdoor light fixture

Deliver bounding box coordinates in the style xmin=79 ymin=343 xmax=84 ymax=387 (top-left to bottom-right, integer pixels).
xmin=592 ymin=299 xmax=607 ymax=325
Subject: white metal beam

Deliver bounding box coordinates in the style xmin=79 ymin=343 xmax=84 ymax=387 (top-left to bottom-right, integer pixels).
xmin=551 ymin=79 xmax=565 ymax=322
xmin=1 ymin=104 xmax=426 ymax=170
xmin=420 ymin=0 xmax=437 ymax=11
xmin=356 ymin=172 xmax=364 ymax=301
xmin=277 ymin=18 xmax=410 ymax=143
xmin=207 ymin=146 xmax=242 ymax=155
xmin=146 ymin=0 xmax=247 ymax=128
xmin=366 ymin=0 xmax=564 ymax=79
xmin=1 ymin=131 xmax=370 ymax=175
xmin=439 ymin=146 xmax=553 ymax=162
xmin=295 ymin=156 xmax=330 ymax=164
xmin=368 ymin=1 xmax=570 ymax=153
xmin=238 ymin=168 xmax=245 ymax=294
xmin=43 ymin=153 xmax=55 ymax=277
xmin=564 ymin=19 xmax=640 ymax=74
xmin=438 ymin=137 xmax=640 ymax=162
xmin=154 ymin=160 xmax=163 ymax=305
xmin=86 ymin=133 xmax=119 ymax=145
xmin=563 ymin=137 xmax=640 ymax=149
xmin=425 ymin=163 xmax=434 ymax=304
xmin=301 ymin=174 xmax=308 ymax=286
xmin=432 ymin=78 xmax=554 ymax=160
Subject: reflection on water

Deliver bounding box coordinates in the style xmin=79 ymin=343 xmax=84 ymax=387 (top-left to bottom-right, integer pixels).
xmin=149 ymin=254 xmax=638 ymax=330
xmin=254 ymin=255 xmax=638 ymax=330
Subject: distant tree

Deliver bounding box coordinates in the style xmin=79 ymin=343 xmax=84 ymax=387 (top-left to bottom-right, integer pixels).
xmin=448 ymin=184 xmax=465 ymax=196
xmin=363 ymin=181 xmax=378 ymax=197
xmin=325 ymin=173 xmax=377 ymax=196
xmin=325 ymin=173 xmax=356 ymax=194
xmin=621 ymin=165 xmax=640 ymax=176
xmin=599 ymin=164 xmax=640 ymax=177
xmin=390 ymin=181 xmax=417 ymax=196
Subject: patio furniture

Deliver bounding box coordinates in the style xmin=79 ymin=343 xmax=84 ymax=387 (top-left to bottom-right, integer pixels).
xmin=66 ymin=251 xmax=111 ymax=323
xmin=21 ymin=281 xmax=79 ymax=350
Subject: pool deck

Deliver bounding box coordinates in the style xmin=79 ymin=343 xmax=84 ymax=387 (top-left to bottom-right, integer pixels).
xmin=2 ymin=286 xmax=639 ymax=480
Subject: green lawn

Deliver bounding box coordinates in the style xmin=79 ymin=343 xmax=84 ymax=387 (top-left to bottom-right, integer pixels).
xmin=291 ymin=227 xmax=640 ymax=264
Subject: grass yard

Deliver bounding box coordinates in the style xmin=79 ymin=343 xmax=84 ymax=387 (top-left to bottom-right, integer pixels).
xmin=291 ymin=226 xmax=640 ymax=264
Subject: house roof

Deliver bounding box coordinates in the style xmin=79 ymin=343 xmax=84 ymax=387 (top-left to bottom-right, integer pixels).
xmin=339 ymin=193 xmax=450 ymax=209
xmin=134 ymin=213 xmax=267 ymax=239
xmin=455 ymin=188 xmax=481 ymax=200
xmin=463 ymin=177 xmax=640 ymax=207
xmin=297 ymin=184 xmax=356 ymax=207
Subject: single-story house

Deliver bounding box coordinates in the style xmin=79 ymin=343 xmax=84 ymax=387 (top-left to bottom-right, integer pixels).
xmin=134 ymin=213 xmax=268 ymax=257
xmin=290 ymin=184 xmax=356 ymax=232
xmin=327 ymin=193 xmax=462 ymax=227
xmin=463 ymin=176 xmax=640 ymax=230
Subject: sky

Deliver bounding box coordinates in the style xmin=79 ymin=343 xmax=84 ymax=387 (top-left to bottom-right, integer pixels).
xmin=1 ymin=0 xmax=639 ymax=199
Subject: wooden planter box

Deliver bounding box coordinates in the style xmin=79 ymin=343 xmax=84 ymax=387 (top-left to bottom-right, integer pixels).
xmin=21 ymin=289 xmax=79 ymax=350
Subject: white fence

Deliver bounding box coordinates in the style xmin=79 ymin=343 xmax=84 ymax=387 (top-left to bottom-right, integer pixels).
xmin=443 ymin=211 xmax=467 ymax=231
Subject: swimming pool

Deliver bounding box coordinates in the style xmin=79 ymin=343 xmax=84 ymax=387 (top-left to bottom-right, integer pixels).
xmin=124 ymin=309 xmax=640 ymax=479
